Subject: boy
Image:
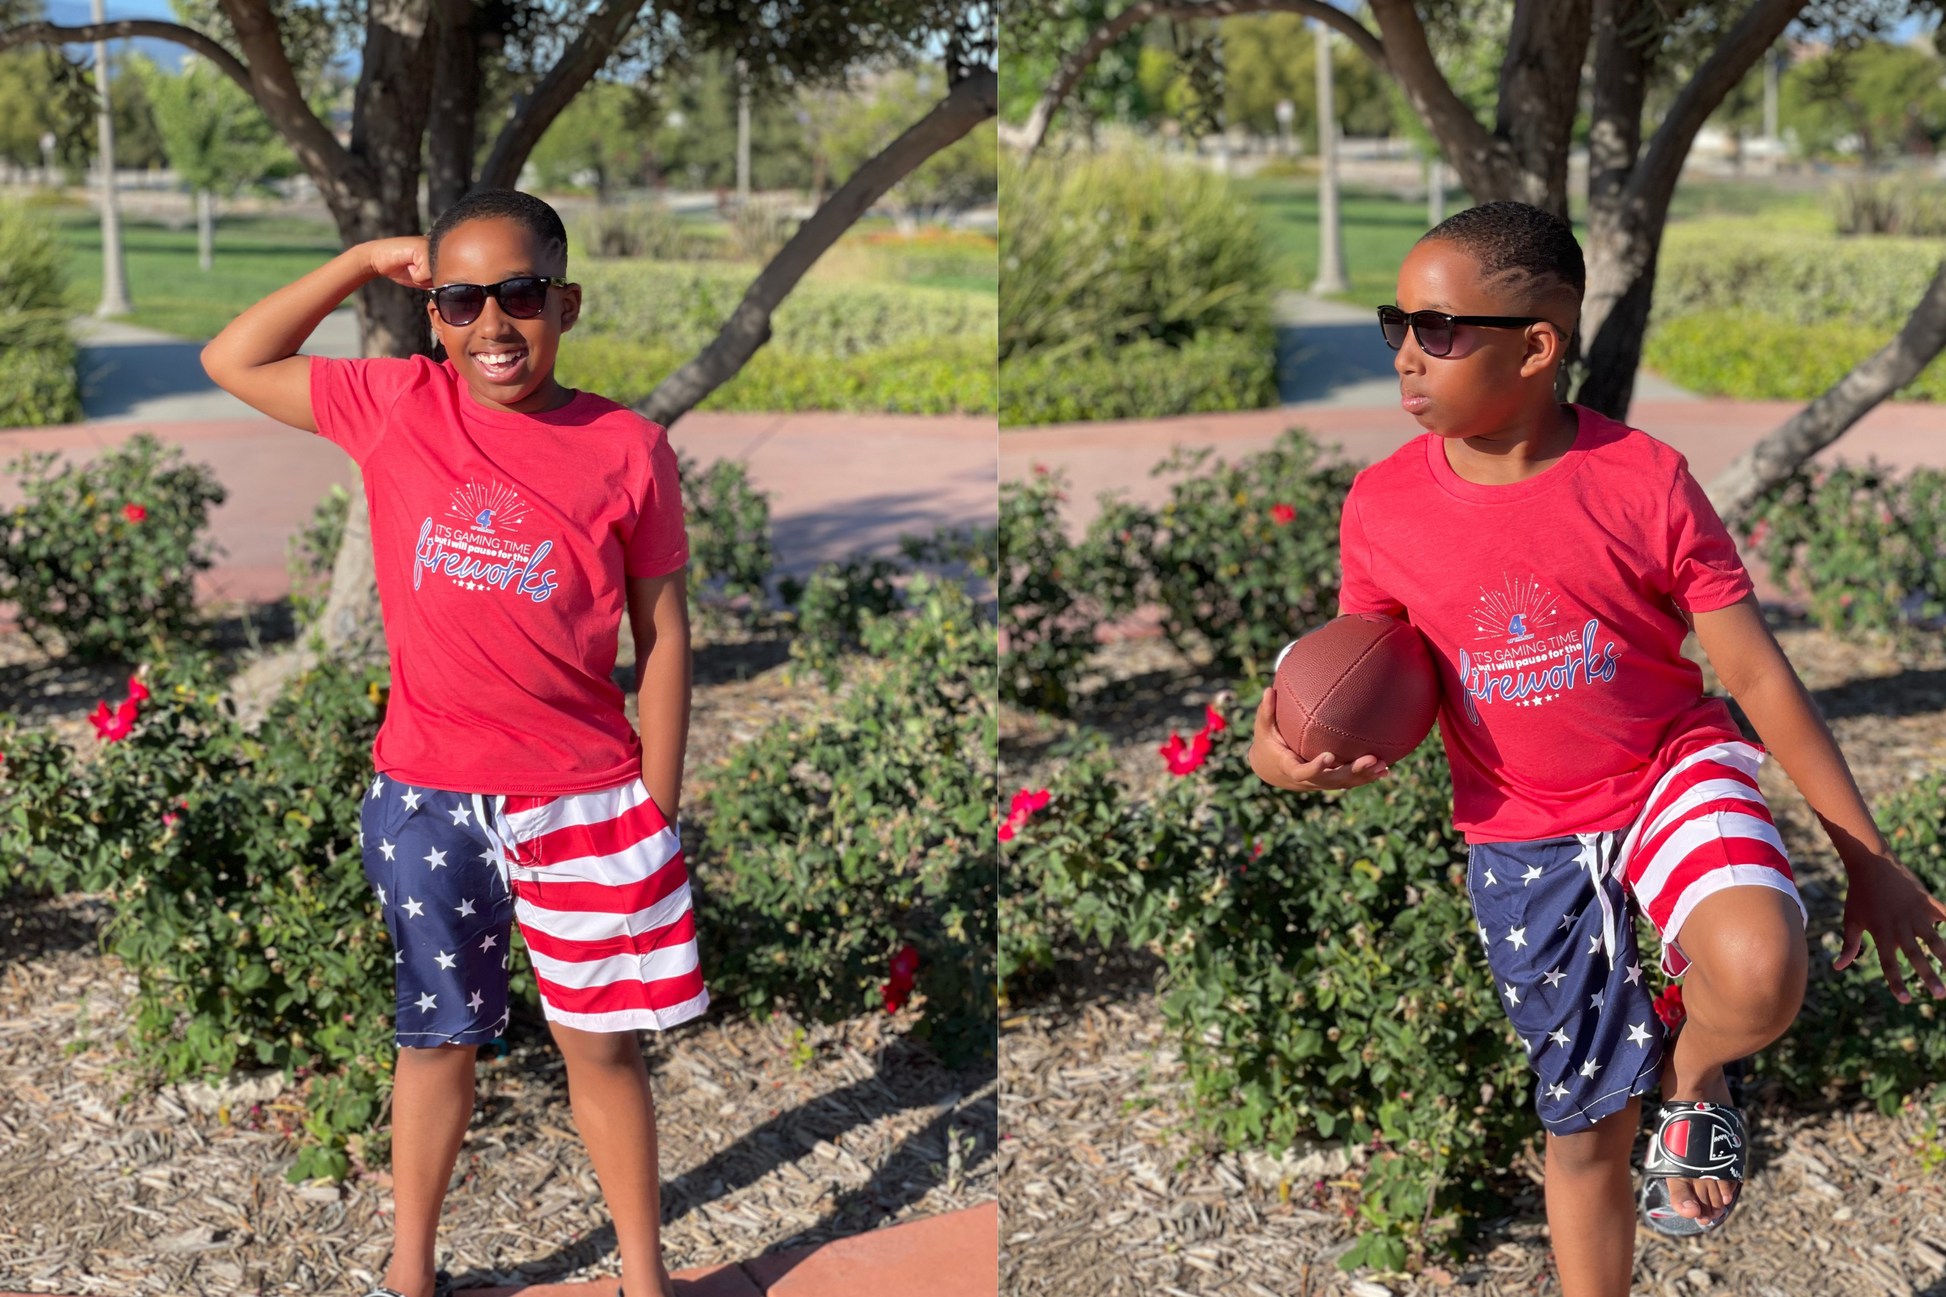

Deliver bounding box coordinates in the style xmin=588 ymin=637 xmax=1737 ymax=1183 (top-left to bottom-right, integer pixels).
xmin=203 ymin=190 xmax=698 ymax=1297
xmin=1248 ymin=202 xmax=1946 ymax=1296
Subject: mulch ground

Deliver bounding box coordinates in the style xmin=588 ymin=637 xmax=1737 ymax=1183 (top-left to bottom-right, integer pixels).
xmin=999 ymin=619 xmax=1946 ymax=1297
xmin=0 ymin=617 xmax=996 ymax=1296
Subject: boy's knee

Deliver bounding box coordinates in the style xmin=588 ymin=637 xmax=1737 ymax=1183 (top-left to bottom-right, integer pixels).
xmin=1545 ymin=1105 xmax=1636 ymax=1176
xmin=1685 ymin=887 xmax=1808 ymax=1028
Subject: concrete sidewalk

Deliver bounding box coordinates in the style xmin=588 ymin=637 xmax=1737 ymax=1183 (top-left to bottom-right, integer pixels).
xmin=0 ymin=410 xmax=997 ymax=605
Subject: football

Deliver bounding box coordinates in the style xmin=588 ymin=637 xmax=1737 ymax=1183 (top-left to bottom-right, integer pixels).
xmin=1271 ymin=613 xmax=1441 ymax=764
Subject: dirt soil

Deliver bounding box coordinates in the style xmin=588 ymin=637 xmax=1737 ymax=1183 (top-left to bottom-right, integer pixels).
xmin=999 ymin=621 xmax=1946 ymax=1297
xmin=0 ymin=623 xmax=996 ymax=1296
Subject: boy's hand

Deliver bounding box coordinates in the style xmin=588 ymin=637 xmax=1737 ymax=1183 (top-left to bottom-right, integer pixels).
xmin=1248 ymin=689 xmax=1389 ymax=792
xmin=366 ymin=236 xmax=433 ymax=290
xmin=1836 ymin=851 xmax=1946 ymax=1002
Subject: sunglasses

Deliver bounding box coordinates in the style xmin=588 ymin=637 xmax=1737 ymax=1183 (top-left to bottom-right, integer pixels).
xmin=430 ymin=276 xmax=572 ymax=327
xmin=1377 ymin=306 xmax=1557 ymax=358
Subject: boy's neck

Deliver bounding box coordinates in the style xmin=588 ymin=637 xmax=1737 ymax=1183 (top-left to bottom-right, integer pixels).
xmin=465 ymin=373 xmax=576 ymax=416
xmin=1442 ymin=401 xmax=1580 ymax=487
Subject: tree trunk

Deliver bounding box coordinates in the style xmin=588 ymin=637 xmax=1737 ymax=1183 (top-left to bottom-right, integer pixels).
xmin=1705 ymin=260 xmax=1946 ymax=522
xmin=196 ymin=188 xmax=214 ymax=270
xmin=1573 ymin=220 xmax=1662 ymax=419
xmin=427 ymin=0 xmax=480 ymax=219
xmin=1491 ymin=0 xmax=1591 ymax=219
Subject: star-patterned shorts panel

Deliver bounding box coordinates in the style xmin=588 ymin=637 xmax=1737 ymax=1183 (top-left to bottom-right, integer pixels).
xmin=1469 ymin=833 xmax=1664 ymax=1137
xmin=361 ymin=774 xmax=516 ymax=1048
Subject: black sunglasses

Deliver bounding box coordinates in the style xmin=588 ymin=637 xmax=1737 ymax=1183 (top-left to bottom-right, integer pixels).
xmin=1377 ymin=306 xmax=1557 ymax=358
xmin=430 ymin=276 xmax=572 ymax=327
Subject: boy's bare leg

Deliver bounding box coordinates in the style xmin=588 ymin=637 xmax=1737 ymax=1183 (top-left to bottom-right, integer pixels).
xmin=1661 ymin=886 xmax=1807 ymax=1223
xmin=1544 ymin=1100 xmax=1639 ymax=1297
xmin=384 ymin=1043 xmax=479 ymax=1297
xmin=551 ymin=1021 xmax=677 ymax=1297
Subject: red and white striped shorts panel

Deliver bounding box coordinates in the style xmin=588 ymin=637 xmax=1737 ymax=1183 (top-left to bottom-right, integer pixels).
xmin=1615 ymin=740 xmax=1806 ymax=977
xmin=494 ymin=779 xmax=709 ymax=1032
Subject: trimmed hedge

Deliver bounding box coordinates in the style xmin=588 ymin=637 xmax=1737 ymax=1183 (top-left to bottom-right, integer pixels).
xmin=1653 ymin=221 xmax=1946 ymax=329
xmin=0 ymin=203 xmax=82 ymax=427
xmin=1642 ymin=310 xmax=1946 ymax=402
xmin=998 ymin=332 xmax=1275 ymax=426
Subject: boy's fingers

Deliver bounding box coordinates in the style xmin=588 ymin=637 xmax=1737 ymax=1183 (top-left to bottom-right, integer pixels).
xmin=1920 ymin=924 xmax=1946 ymax=984
xmin=1834 ymin=923 xmax=1862 ymax=971
xmin=1879 ymin=941 xmax=1913 ymax=1004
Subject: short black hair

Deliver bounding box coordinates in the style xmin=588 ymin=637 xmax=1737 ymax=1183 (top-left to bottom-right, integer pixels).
xmin=1422 ymin=200 xmax=1585 ymax=309
xmin=427 ymin=189 xmax=568 ymax=278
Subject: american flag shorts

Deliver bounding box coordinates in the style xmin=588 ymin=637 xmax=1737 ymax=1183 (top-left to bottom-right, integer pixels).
xmin=360 ymin=772 xmax=709 ymax=1046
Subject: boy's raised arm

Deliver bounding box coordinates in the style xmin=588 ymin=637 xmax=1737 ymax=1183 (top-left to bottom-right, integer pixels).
xmin=201 ymin=237 xmax=433 ymax=432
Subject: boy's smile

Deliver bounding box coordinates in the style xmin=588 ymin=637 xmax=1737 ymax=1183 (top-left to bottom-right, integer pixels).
xmin=427 ymin=216 xmax=581 ymax=415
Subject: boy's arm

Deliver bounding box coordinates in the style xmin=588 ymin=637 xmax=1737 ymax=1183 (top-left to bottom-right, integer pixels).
xmin=200 ymin=237 xmax=433 ymax=432
xmin=627 ymin=571 xmax=692 ymax=823
xmin=1693 ymin=592 xmax=1946 ymax=1001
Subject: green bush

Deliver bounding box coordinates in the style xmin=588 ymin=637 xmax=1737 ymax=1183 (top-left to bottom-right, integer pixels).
xmin=1742 ymin=461 xmax=1946 ymax=633
xmin=558 ymin=334 xmax=995 ymax=415
xmin=1 ymin=656 xmax=396 ymax=1181
xmin=1088 ymin=429 xmax=1358 ymax=681
xmin=287 ymin=484 xmax=350 ymax=632
xmin=1653 ymin=222 xmax=1946 ymax=329
xmin=0 ymin=433 xmax=227 ymax=660
xmin=1642 ymin=310 xmax=1946 ymax=402
xmin=0 ymin=203 xmax=82 ymax=427
xmin=785 ymin=556 xmax=906 ymax=686
xmin=576 ymin=203 xmax=718 ymax=261
xmin=1006 ymin=716 xmax=1524 ymax=1269
xmin=677 ymin=451 xmax=775 ymax=619
xmin=692 ymin=572 xmax=997 ymax=1067
xmin=998 ymin=467 xmax=1099 ymax=713
xmin=998 ymin=332 xmax=1276 ymax=425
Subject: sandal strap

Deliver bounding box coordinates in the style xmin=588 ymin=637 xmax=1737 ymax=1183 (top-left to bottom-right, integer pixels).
xmin=1643 ymin=1100 xmax=1748 ymax=1182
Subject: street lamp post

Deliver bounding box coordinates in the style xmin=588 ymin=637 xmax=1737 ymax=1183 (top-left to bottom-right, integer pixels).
xmin=1311 ymin=21 xmax=1348 ymax=296
xmin=92 ymin=0 xmax=132 ymax=318
xmin=1275 ymin=98 xmax=1295 ymax=157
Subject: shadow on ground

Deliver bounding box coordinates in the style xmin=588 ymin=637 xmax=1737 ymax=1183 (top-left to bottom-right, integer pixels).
xmin=1275 ymin=320 xmax=1395 ymax=404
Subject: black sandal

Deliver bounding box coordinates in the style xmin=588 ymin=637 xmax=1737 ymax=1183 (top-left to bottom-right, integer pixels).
xmin=360 ymin=1270 xmax=452 ymax=1297
xmin=1640 ymin=1100 xmax=1748 ymax=1236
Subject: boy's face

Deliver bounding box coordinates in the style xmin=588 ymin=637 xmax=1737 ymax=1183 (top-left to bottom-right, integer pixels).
xmin=427 ymin=216 xmax=581 ymax=412
xmin=1391 ymin=239 xmax=1573 ymax=438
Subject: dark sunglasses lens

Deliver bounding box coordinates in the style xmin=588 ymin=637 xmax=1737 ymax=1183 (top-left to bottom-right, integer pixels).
xmin=1416 ymin=315 xmax=1454 ymax=356
xmin=434 ymin=285 xmax=485 ymax=325
xmin=497 ymin=278 xmax=550 ymax=318
xmin=1378 ymin=309 xmax=1407 ymax=350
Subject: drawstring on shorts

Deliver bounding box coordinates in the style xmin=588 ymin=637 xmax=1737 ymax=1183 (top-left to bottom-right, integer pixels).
xmin=471 ymin=793 xmax=513 ymax=898
xmin=1575 ymin=830 xmax=1622 ymax=970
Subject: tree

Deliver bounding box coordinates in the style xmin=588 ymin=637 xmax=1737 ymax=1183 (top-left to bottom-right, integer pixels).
xmin=821 ymin=64 xmax=999 ymax=228
xmin=1010 ymin=0 xmax=1946 ymax=520
xmin=132 ymin=52 xmax=290 ymax=269
xmin=1 ymin=0 xmax=995 ymax=661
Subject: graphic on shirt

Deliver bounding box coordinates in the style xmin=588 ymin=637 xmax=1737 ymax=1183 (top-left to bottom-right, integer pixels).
xmin=414 ymin=478 xmax=558 ymax=602
xmin=1453 ymin=575 xmax=1620 ymax=724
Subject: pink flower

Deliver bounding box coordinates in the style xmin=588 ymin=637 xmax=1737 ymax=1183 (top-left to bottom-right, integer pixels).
xmin=161 ymin=811 xmax=179 ymax=828
xmin=997 ymin=787 xmax=1051 ymax=842
xmin=1270 ymin=503 xmax=1296 ymax=526
xmin=1201 ymin=704 xmax=1227 ymax=735
xmin=122 ymin=503 xmax=147 ymax=523
xmin=88 ymin=697 xmax=138 ymax=742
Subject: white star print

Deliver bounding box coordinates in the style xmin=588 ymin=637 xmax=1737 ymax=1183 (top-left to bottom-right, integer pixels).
xmin=1483 ymin=869 xmax=1498 ymax=887
xmin=1624 ymin=963 xmax=1644 ymax=986
xmin=1505 ymin=926 xmax=1528 ymax=950
xmin=1542 ymin=968 xmax=1566 ymax=988
xmin=1627 ymin=1021 xmax=1652 ymax=1046
xmin=370 ymin=776 xmax=384 ymax=799
xmin=1502 ymin=982 xmax=1521 ymax=1005
xmin=1588 ymin=933 xmax=1602 ymax=956
xmin=395 ymin=950 xmax=404 ymax=964
xmin=434 ymin=950 xmax=457 ymax=970
xmin=375 ymin=884 xmax=388 ymax=906
xmin=1547 ymin=1027 xmax=1571 ymax=1047
xmin=501 ymin=954 xmax=510 ymax=970
xmin=1589 ymin=989 xmax=1605 ymax=1010
xmin=468 ymin=990 xmax=485 ymax=1012
xmin=357 ymin=830 xmax=365 ymax=847
xmin=449 ymin=804 xmax=472 ymax=826
xmin=415 ymin=992 xmax=437 ymax=1013
xmin=403 ymin=897 xmax=425 ymax=918
xmin=424 ymin=847 xmax=448 ymax=869
xmin=1579 ymin=1058 xmax=1600 ymax=1079
xmin=1560 ymin=910 xmax=1580 ymax=931
xmin=455 ymin=898 xmax=476 ymax=918
xmin=401 ymin=787 xmax=423 ymax=811
xmin=1546 ymin=1082 xmax=1570 ymax=1101
xmin=1520 ymin=865 xmax=1543 ymax=885
xmin=478 ymin=847 xmax=497 ymax=863
xmin=1478 ymin=924 xmax=1490 ymax=945
xmin=379 ymin=839 xmax=396 ymax=861
xmin=479 ymin=933 xmax=498 ymax=952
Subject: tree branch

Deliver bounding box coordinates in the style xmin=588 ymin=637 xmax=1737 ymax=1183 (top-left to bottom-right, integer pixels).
xmin=216 ymin=0 xmax=357 ymax=198
xmin=1017 ymin=0 xmax=1385 ymax=159
xmin=474 ymin=0 xmax=646 ymax=191
xmin=1365 ymin=0 xmax=1529 ymax=203
xmin=1491 ymin=0 xmax=1591 ymax=217
xmin=1706 ymin=261 xmax=1946 ymax=523
xmin=0 ymin=20 xmax=253 ymax=95
xmin=638 ymin=68 xmax=997 ymax=427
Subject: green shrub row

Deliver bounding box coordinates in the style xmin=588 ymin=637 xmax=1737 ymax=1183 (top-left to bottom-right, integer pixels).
xmin=1653 ymin=221 xmax=1946 ymax=329
xmin=0 ymin=203 xmax=82 ymax=427
xmin=558 ymin=334 xmax=995 ymax=416
xmin=572 ymin=259 xmax=996 ymax=357
xmin=1642 ymin=310 xmax=1946 ymax=402
xmin=997 ymin=331 xmax=1275 ymax=426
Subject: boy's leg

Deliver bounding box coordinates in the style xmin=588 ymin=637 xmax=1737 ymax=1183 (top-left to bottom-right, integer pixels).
xmin=1659 ymin=886 xmax=1806 ymax=1222
xmin=1545 ymin=1100 xmax=1640 ymax=1297
xmin=551 ymin=1021 xmax=676 ymax=1297
xmin=383 ymin=1043 xmax=479 ymax=1297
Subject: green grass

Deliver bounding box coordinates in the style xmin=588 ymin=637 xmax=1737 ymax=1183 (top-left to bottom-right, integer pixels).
xmin=1240 ymin=180 xmax=1432 ymax=306
xmin=54 ymin=210 xmax=345 ymax=341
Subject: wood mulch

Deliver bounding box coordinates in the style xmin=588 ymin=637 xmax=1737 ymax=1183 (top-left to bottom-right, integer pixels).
xmin=999 ymin=620 xmax=1946 ymax=1297
xmin=0 ymin=618 xmax=996 ymax=1295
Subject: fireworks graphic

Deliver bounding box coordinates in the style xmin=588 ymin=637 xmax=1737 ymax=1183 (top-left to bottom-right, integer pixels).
xmin=447 ymin=480 xmax=531 ymax=534
xmin=1469 ymin=573 xmax=1560 ymax=644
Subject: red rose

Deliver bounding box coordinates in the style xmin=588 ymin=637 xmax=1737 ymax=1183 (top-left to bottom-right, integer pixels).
xmin=1651 ymin=982 xmax=1685 ymax=1030
xmin=997 ymin=787 xmax=1052 ymax=842
xmin=1159 ymin=729 xmax=1212 ymax=775
xmin=882 ymin=945 xmax=919 ymax=1013
xmin=89 ymin=698 xmax=137 ymax=742
xmin=1270 ymin=503 xmax=1296 ymax=525
xmin=126 ymin=674 xmax=150 ymax=703
xmin=123 ymin=503 xmax=147 ymax=523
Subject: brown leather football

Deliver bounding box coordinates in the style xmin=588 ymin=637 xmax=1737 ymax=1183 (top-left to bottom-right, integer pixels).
xmin=1272 ymin=613 xmax=1441 ymax=764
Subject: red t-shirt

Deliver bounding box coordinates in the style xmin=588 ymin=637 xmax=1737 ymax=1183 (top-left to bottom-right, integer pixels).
xmin=1337 ymin=405 xmax=1752 ymax=843
xmin=309 ymin=355 xmax=688 ymax=796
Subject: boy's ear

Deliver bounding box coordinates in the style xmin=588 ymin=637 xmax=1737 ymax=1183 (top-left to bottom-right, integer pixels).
xmin=558 ymin=283 xmax=581 ymax=335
